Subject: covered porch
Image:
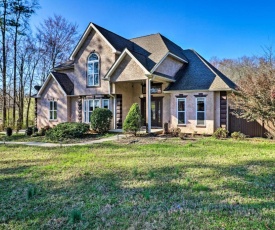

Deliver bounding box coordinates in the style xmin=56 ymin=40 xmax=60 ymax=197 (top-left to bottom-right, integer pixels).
xmin=110 ymin=78 xmax=170 ymax=133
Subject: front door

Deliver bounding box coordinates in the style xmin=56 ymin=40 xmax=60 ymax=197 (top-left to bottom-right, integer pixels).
xmin=141 ymin=97 xmax=163 ymax=127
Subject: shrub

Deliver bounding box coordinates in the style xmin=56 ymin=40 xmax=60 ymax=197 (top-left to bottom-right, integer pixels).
xmin=90 ymin=108 xmax=113 ymax=134
xmin=169 ymin=127 xmax=181 ymax=137
xmin=123 ymin=103 xmax=142 ymax=136
xmin=45 ymin=122 xmax=90 ymax=141
xmin=31 ymin=133 xmax=39 ymax=137
xmin=25 ymin=127 xmax=33 ymax=136
xmin=38 ymin=128 xmax=46 ymax=136
xmin=231 ymin=131 xmax=246 ymax=140
xmin=33 ymin=127 xmax=38 ymax=134
xmin=212 ymin=128 xmax=228 ymax=139
xmin=6 ymin=127 xmax=12 ymax=136
xmin=265 ymin=132 xmax=274 ymax=139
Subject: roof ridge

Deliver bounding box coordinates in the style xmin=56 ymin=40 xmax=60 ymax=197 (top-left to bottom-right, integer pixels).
xmin=130 ymin=33 xmax=161 ymax=40
xmin=92 ymin=23 xmax=131 ymax=43
xmin=191 ymin=50 xmax=219 ymax=77
xmin=160 ymin=34 xmax=184 ymax=51
xmin=192 ymin=50 xmax=236 ymax=89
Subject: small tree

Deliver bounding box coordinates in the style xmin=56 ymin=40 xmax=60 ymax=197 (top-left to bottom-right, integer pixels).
xmin=123 ymin=103 xmax=142 ymax=136
xmin=90 ymin=108 xmax=112 ymax=134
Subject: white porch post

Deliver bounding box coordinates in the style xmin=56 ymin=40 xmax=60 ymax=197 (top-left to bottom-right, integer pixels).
xmin=146 ymin=76 xmax=152 ymax=133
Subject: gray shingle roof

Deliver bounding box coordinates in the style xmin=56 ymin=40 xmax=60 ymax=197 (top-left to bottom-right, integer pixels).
xmin=51 ymin=72 xmax=74 ymax=95
xmin=54 ymin=60 xmax=74 ymax=70
xmin=93 ymin=23 xmax=134 ymax=52
xmin=165 ymin=49 xmax=236 ymax=91
xmin=130 ymin=33 xmax=188 ymax=71
xmin=56 ymin=23 xmax=235 ymax=92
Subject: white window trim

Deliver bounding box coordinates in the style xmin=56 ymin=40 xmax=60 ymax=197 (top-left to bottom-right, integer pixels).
xmin=87 ymin=53 xmax=100 ymax=87
xmin=177 ymin=98 xmax=186 ymax=125
xmin=83 ymin=98 xmax=110 ymax=123
xmin=102 ymin=99 xmax=110 ymax=109
xmin=49 ymin=100 xmax=57 ymax=121
xmin=196 ymin=97 xmax=206 ymax=126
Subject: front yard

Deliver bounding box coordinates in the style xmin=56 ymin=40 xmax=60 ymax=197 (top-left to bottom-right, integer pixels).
xmin=0 ymin=138 xmax=274 ymax=229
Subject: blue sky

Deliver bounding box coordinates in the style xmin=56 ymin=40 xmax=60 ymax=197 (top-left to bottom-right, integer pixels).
xmin=30 ymin=0 xmax=275 ymax=60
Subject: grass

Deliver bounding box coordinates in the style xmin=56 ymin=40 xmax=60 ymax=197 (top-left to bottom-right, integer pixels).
xmin=0 ymin=138 xmax=274 ymax=229
xmin=0 ymin=132 xmax=116 ymax=144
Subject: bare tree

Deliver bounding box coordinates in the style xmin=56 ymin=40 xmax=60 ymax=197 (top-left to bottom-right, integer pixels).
xmin=9 ymin=0 xmax=39 ymax=127
xmin=211 ymin=51 xmax=275 ymax=137
xmin=36 ymin=14 xmax=78 ymax=71
xmin=0 ymin=0 xmax=8 ymax=128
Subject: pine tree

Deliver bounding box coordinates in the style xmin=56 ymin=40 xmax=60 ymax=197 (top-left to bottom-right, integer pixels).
xmin=123 ymin=103 xmax=142 ymax=136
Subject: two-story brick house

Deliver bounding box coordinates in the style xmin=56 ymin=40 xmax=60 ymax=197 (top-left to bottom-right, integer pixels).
xmin=35 ymin=22 xmax=236 ymax=134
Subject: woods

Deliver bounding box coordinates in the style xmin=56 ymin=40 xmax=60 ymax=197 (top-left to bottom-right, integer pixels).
xmin=211 ymin=47 xmax=275 ymax=136
xmin=0 ymin=0 xmax=78 ymax=129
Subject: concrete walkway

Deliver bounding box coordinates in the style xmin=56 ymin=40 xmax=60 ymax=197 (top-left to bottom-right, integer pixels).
xmin=0 ymin=134 xmax=126 ymax=147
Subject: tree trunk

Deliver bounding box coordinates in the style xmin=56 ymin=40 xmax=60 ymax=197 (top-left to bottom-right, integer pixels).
xmin=13 ymin=20 xmax=19 ymax=127
xmin=1 ymin=0 xmax=8 ymax=128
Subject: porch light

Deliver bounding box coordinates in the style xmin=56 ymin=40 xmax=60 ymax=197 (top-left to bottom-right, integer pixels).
xmin=140 ymin=94 xmax=144 ymax=98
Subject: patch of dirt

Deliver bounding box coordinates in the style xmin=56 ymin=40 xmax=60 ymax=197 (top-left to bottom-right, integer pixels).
xmin=116 ymin=134 xmax=199 ymax=145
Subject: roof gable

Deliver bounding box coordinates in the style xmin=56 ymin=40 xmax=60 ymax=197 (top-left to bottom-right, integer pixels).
xmin=105 ymin=48 xmax=150 ymax=81
xmin=37 ymin=72 xmax=74 ymax=96
xmin=165 ymin=49 xmax=236 ymax=91
xmin=130 ymin=33 xmax=188 ymax=72
xmin=69 ymin=23 xmax=119 ymax=60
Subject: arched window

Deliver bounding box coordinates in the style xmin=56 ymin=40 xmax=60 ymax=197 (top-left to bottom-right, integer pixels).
xmin=87 ymin=53 xmax=99 ymax=86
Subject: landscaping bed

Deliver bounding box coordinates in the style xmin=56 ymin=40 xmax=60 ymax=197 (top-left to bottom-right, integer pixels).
xmin=0 ymin=132 xmax=116 ymax=144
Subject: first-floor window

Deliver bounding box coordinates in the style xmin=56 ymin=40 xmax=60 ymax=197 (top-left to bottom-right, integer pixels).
xmin=49 ymin=100 xmax=57 ymax=120
xmin=177 ymin=98 xmax=186 ymax=124
xmin=83 ymin=98 xmax=109 ymax=123
xmin=196 ymin=97 xmax=205 ymax=125
xmin=102 ymin=99 xmax=109 ymax=109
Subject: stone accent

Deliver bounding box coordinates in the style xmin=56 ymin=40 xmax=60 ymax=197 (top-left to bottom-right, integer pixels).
xmin=35 ymin=98 xmax=37 ymax=127
xmin=78 ymin=96 xmax=82 ymax=122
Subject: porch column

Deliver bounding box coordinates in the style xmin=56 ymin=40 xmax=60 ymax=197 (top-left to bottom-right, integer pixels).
xmin=146 ymin=76 xmax=152 ymax=133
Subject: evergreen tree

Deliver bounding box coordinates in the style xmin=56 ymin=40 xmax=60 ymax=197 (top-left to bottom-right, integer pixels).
xmin=123 ymin=103 xmax=142 ymax=136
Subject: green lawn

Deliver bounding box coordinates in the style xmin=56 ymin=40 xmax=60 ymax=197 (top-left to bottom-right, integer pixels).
xmin=0 ymin=138 xmax=274 ymax=229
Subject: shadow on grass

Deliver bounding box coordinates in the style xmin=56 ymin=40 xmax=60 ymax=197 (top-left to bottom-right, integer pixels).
xmin=0 ymin=140 xmax=274 ymax=229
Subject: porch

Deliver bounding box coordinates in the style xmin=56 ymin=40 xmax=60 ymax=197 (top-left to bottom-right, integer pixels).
xmin=111 ymin=79 xmax=170 ymax=133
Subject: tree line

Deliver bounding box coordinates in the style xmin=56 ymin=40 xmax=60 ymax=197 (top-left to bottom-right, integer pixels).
xmin=211 ymin=46 xmax=275 ymax=135
xmin=0 ymin=0 xmax=79 ymax=130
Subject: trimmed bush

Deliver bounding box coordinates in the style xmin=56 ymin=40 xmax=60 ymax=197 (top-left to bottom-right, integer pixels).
xmin=123 ymin=103 xmax=142 ymax=136
xmin=25 ymin=127 xmax=33 ymax=136
xmin=45 ymin=122 xmax=90 ymax=141
xmin=6 ymin=127 xmax=12 ymax=136
xmin=169 ymin=127 xmax=181 ymax=137
xmin=231 ymin=131 xmax=246 ymax=140
xmin=33 ymin=127 xmax=38 ymax=134
xmin=212 ymin=127 xmax=228 ymax=139
xmin=90 ymin=108 xmax=113 ymax=134
xmin=38 ymin=128 xmax=46 ymax=136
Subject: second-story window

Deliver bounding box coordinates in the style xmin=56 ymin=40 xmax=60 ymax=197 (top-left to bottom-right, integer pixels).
xmin=87 ymin=53 xmax=99 ymax=86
